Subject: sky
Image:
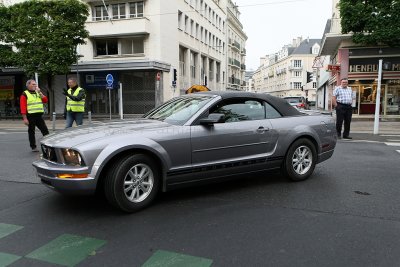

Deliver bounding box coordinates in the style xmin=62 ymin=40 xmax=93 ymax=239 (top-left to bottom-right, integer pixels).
xmin=234 ymin=0 xmax=332 ymax=70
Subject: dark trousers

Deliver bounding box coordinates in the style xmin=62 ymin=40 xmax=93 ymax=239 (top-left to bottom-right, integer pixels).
xmin=27 ymin=113 xmax=49 ymax=149
xmin=65 ymin=111 xmax=84 ymax=128
xmin=336 ymin=103 xmax=353 ymax=137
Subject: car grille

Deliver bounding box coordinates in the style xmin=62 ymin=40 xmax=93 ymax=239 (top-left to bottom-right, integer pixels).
xmin=41 ymin=145 xmax=58 ymax=163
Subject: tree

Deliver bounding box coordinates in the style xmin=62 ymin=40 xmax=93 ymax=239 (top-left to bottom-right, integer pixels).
xmin=0 ymin=0 xmax=89 ymax=113
xmin=339 ymin=0 xmax=400 ymax=47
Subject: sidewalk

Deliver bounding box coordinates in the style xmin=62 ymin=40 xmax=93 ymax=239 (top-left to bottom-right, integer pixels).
xmin=0 ymin=117 xmax=399 ymax=135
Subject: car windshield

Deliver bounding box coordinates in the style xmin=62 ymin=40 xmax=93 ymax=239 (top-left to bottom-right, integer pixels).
xmin=144 ymin=95 xmax=213 ymax=125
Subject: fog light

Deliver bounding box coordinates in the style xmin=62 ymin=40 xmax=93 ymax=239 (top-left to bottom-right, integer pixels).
xmin=57 ymin=173 xmax=89 ymax=179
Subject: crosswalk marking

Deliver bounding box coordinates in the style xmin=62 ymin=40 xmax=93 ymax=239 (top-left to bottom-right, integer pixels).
xmin=142 ymin=250 xmax=213 ymax=267
xmin=26 ymin=234 xmax=106 ymax=267
xmin=380 ymin=135 xmax=400 ymax=137
xmin=0 ymin=252 xmax=21 ymax=267
xmin=384 ymin=142 xmax=400 ymax=147
xmin=0 ymin=223 xmax=23 ymax=239
xmin=386 ymin=139 xmax=400 ymax=142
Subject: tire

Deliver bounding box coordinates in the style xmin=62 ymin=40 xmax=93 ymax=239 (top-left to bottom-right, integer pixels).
xmin=104 ymin=154 xmax=160 ymax=212
xmin=282 ymin=138 xmax=317 ymax=181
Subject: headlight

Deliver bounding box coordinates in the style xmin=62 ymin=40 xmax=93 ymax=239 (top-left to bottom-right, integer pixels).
xmin=61 ymin=149 xmax=85 ymax=166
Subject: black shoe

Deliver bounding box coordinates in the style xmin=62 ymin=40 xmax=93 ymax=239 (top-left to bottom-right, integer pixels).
xmin=32 ymin=147 xmax=39 ymax=152
xmin=343 ymin=136 xmax=352 ymax=139
xmin=337 ymin=135 xmax=342 ymax=139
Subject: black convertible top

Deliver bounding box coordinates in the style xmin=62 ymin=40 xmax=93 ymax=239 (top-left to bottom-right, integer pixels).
xmin=195 ymin=91 xmax=302 ymax=117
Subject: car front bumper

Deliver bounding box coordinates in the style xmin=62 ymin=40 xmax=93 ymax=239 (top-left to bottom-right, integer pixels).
xmin=32 ymin=160 xmax=97 ymax=195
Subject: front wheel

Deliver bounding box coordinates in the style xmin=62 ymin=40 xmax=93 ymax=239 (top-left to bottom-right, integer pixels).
xmin=282 ymin=138 xmax=317 ymax=181
xmin=104 ymin=154 xmax=160 ymax=212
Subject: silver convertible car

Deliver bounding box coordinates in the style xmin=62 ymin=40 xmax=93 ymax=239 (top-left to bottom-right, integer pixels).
xmin=33 ymin=92 xmax=337 ymax=212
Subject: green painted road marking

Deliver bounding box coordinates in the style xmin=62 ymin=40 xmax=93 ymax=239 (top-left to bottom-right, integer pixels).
xmin=0 ymin=252 xmax=21 ymax=267
xmin=26 ymin=234 xmax=106 ymax=267
xmin=142 ymin=250 xmax=213 ymax=267
xmin=0 ymin=223 xmax=23 ymax=239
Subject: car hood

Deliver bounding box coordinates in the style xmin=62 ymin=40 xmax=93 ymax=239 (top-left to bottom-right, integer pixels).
xmin=42 ymin=119 xmax=173 ymax=148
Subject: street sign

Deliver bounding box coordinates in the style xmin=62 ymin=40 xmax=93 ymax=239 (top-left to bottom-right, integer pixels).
xmin=106 ymin=74 xmax=114 ymax=85
xmin=106 ymin=74 xmax=114 ymax=90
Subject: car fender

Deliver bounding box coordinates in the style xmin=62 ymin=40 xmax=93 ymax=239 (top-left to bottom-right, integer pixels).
xmin=90 ymin=136 xmax=171 ymax=189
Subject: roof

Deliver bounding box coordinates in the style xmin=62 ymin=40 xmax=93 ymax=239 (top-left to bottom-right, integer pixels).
xmin=194 ymin=91 xmax=302 ymax=117
xmin=292 ymin=39 xmax=321 ymax=55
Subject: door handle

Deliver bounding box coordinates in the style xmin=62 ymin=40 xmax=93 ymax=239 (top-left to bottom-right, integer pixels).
xmin=256 ymin=126 xmax=269 ymax=133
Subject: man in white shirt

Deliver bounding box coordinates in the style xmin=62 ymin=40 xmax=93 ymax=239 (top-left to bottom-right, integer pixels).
xmin=332 ymin=78 xmax=353 ymax=139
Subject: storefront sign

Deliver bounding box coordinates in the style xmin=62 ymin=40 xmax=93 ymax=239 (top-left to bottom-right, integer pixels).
xmin=83 ymin=72 xmax=119 ymax=90
xmin=349 ymin=58 xmax=400 ymax=73
xmin=328 ymin=64 xmax=341 ymax=71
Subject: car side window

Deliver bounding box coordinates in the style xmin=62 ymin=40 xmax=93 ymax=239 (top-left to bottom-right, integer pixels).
xmin=210 ymin=99 xmax=265 ymax=123
xmin=264 ymin=102 xmax=282 ymax=119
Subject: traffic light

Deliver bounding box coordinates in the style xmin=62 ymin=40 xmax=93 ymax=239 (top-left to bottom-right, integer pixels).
xmin=173 ymin=69 xmax=177 ymax=82
xmin=306 ymin=71 xmax=313 ymax=83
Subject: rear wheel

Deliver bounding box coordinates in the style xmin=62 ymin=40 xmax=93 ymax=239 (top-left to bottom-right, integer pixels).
xmin=282 ymin=138 xmax=317 ymax=181
xmin=104 ymin=154 xmax=160 ymax=212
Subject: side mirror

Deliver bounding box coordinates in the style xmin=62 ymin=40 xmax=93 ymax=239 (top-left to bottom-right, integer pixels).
xmin=199 ymin=113 xmax=225 ymax=125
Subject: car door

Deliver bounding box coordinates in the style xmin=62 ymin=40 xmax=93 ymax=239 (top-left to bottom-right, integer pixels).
xmin=190 ymin=98 xmax=274 ymax=167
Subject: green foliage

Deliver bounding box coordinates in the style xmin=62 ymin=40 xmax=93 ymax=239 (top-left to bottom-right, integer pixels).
xmin=339 ymin=0 xmax=400 ymax=47
xmin=0 ymin=0 xmax=89 ymax=76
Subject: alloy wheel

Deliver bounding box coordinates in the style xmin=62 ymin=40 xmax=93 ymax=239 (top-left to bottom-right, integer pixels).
xmin=123 ymin=163 xmax=154 ymax=203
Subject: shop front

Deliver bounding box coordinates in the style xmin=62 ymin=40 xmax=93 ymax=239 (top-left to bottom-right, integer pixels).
xmin=347 ymin=53 xmax=400 ymax=117
xmin=0 ymin=73 xmax=26 ymax=118
xmin=81 ymin=70 xmax=159 ymax=116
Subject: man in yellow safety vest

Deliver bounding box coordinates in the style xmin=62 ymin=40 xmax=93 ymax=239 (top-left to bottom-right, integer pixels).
xmin=20 ymin=79 xmax=49 ymax=152
xmin=63 ymin=77 xmax=86 ymax=128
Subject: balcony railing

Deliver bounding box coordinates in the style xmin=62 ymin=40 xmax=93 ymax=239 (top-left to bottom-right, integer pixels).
xmin=229 ymin=58 xmax=241 ymax=68
xmin=241 ymin=64 xmax=246 ymax=70
xmin=233 ymin=41 xmax=241 ymax=50
xmin=288 ymin=65 xmax=303 ymax=70
xmin=241 ymin=48 xmax=246 ymax=55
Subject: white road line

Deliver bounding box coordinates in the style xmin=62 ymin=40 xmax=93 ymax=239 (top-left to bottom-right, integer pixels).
xmin=384 ymin=142 xmax=400 ymax=147
xmin=344 ymin=140 xmax=382 ymax=143
xmin=386 ymin=140 xmax=400 ymax=142
xmin=397 ymin=150 xmax=400 ymax=154
xmin=380 ymin=135 xmax=400 ymax=137
xmin=0 ymin=132 xmax=25 ymax=134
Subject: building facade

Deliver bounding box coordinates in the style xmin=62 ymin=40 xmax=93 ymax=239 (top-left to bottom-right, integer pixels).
xmin=225 ymin=0 xmax=247 ymax=90
xmin=0 ymin=0 xmax=247 ymax=117
xmin=252 ymin=37 xmax=321 ymax=101
xmin=318 ymin=0 xmax=400 ymax=118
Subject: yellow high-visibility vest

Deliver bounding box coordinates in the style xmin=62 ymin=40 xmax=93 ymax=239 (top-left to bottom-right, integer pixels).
xmin=25 ymin=90 xmax=44 ymax=114
xmin=66 ymin=87 xmax=85 ymax=112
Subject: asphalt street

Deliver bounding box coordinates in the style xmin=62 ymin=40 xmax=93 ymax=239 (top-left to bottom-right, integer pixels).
xmin=0 ymin=129 xmax=400 ymax=267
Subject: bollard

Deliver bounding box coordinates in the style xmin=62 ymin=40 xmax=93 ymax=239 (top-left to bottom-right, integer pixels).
xmin=52 ymin=112 xmax=56 ymax=132
xmin=88 ymin=111 xmax=92 ymax=126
